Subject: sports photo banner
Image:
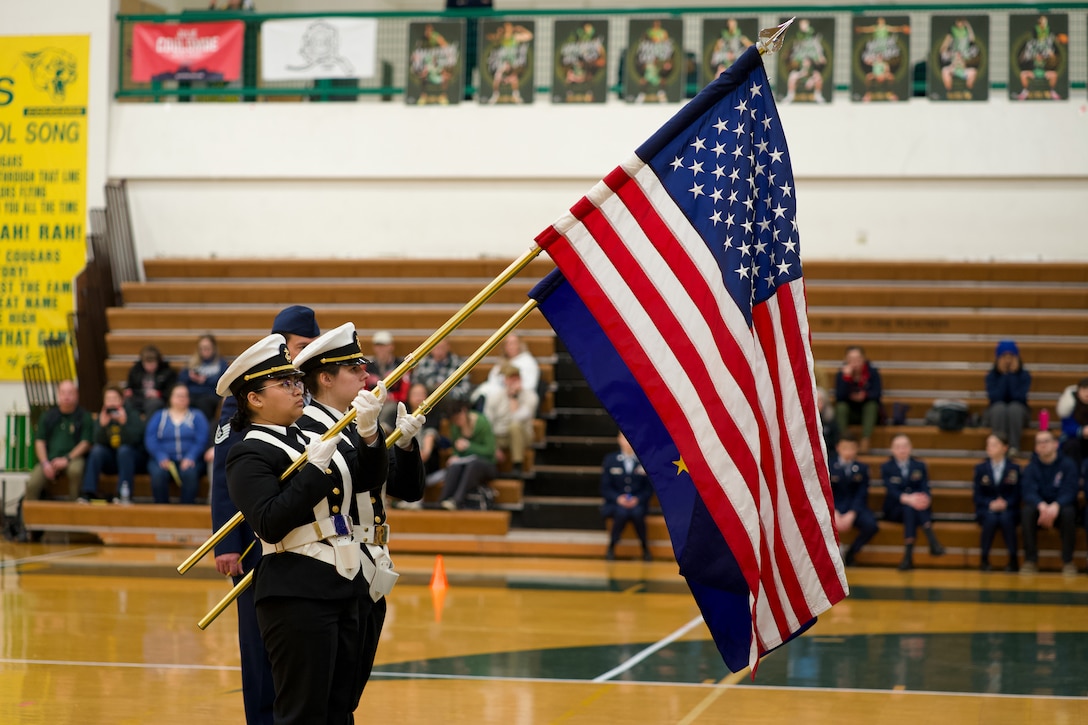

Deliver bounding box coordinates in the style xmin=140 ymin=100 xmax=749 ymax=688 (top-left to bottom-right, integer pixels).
xmin=1008 ymin=13 xmax=1069 ymax=101
xmin=405 ymin=21 xmax=464 ymax=106
xmin=478 ymin=20 xmax=535 ymax=105
xmin=624 ymin=18 xmax=684 ymax=104
xmin=700 ymin=17 xmax=757 ymax=86
xmin=775 ymin=17 xmax=835 ymax=104
xmin=261 ymin=18 xmax=378 ymax=82
xmin=928 ymin=15 xmax=989 ymax=101
xmin=0 ymin=35 xmax=89 ymax=380
xmin=850 ymin=16 xmax=911 ymax=102
xmin=552 ymin=19 xmax=608 ymax=104
xmin=131 ymin=21 xmax=244 ymax=83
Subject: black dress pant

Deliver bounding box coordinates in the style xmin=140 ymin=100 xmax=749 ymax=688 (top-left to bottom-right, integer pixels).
xmin=257 ymin=594 xmax=360 ymax=725
xmin=1021 ymin=503 xmax=1077 ymax=564
xmin=352 ymin=593 xmax=386 ymax=706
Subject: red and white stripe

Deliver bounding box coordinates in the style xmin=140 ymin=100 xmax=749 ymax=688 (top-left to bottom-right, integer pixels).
xmin=536 ymin=154 xmax=848 ymax=667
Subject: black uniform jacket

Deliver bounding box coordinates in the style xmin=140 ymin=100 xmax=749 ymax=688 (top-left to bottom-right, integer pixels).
xmin=226 ymin=422 xmax=387 ymax=602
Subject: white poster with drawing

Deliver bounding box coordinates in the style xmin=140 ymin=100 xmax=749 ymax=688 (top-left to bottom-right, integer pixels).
xmin=261 ymin=18 xmax=378 ymax=81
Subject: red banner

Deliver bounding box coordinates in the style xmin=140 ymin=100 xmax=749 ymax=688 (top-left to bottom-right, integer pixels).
xmin=131 ymin=21 xmax=244 ymax=83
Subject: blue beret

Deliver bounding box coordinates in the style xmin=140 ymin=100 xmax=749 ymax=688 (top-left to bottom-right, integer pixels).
xmin=271 ymin=305 xmax=320 ymax=338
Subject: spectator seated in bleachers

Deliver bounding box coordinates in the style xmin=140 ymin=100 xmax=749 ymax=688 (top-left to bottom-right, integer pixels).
xmin=473 ymin=332 xmax=540 ymax=408
xmin=77 ymin=385 xmax=147 ymax=504
xmin=1056 ymin=376 xmax=1088 ymax=468
xmin=834 ymin=345 xmax=882 ymax=454
xmin=178 ymin=333 xmax=229 ymax=424
xmin=881 ymin=433 xmax=945 ymax=571
xmin=600 ymin=432 xmax=653 ymax=562
xmin=1020 ymin=429 xmax=1079 ymax=576
xmin=972 ymin=432 xmax=1022 ymax=572
xmin=985 ymin=340 xmax=1031 ymax=457
xmin=482 ymin=364 xmax=538 ymax=478
xmin=829 ymin=435 xmax=878 ymax=566
xmin=25 ymin=379 xmax=93 ymax=503
xmin=392 ymin=382 xmax=445 ymax=511
xmin=124 ymin=345 xmax=178 ymax=418
xmin=438 ymin=398 xmax=497 ymax=511
xmin=366 ymin=330 xmax=410 ymax=430
xmin=144 ymin=383 xmax=209 ymax=504
xmin=413 ymin=339 xmax=471 ymax=402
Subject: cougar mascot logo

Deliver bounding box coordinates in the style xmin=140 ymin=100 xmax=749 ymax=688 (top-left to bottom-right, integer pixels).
xmin=23 ymin=48 xmax=79 ymax=102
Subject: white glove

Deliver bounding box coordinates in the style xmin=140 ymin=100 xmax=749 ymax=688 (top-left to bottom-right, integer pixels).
xmin=394 ymin=402 xmax=425 ymax=450
xmin=352 ymin=381 xmax=386 ymax=439
xmin=306 ymin=435 xmax=337 ymax=471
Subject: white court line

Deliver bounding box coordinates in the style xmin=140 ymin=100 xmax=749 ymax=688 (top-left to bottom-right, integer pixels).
xmin=0 ymin=658 xmax=239 ymax=672
xmin=592 ymin=614 xmax=706 ymax=683
xmin=0 ymin=546 xmax=100 ymax=569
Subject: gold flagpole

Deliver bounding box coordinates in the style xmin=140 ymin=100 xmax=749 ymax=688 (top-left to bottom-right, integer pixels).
xmin=177 ymin=247 xmax=544 ymax=576
xmin=197 ymin=299 xmax=541 ymax=629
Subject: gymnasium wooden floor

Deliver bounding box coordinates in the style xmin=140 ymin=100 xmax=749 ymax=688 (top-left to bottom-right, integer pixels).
xmin=1 ymin=541 xmax=1086 ymax=724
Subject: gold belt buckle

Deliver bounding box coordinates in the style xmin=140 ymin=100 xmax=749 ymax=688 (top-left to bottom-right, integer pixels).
xmin=374 ymin=523 xmax=390 ymax=546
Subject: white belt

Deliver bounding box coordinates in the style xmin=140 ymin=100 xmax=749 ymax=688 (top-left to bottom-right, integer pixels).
xmin=261 ymin=514 xmax=360 ymax=580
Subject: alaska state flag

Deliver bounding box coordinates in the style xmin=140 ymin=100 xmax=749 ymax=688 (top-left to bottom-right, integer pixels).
xmin=529 ymin=45 xmax=848 ymax=672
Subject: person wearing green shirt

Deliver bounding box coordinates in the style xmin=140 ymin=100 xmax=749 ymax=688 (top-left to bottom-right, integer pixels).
xmin=438 ymin=398 xmax=497 ymax=510
xmin=26 ymin=379 xmax=93 ymax=502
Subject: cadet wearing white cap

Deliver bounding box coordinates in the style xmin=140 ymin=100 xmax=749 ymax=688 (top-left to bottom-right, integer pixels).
xmin=218 ymin=333 xmax=387 ymax=725
xmin=293 ymin=322 xmax=426 ymax=705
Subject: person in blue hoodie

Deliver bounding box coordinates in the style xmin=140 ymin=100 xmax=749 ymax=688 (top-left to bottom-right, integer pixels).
xmin=985 ymin=340 xmax=1032 ymax=456
xmin=972 ymin=432 xmax=1021 ymax=572
xmin=144 ymin=383 xmax=209 ymax=503
xmin=1020 ymin=429 xmax=1079 ymax=575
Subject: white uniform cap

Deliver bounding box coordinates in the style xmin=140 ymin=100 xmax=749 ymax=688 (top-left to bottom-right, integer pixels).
xmin=216 ymin=334 xmax=299 ymax=397
xmin=292 ymin=322 xmax=369 ymax=374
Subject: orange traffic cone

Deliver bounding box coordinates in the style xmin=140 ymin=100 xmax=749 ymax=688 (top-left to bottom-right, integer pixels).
xmin=431 ymin=584 xmax=447 ymax=624
xmin=429 ymin=554 xmax=448 ymax=591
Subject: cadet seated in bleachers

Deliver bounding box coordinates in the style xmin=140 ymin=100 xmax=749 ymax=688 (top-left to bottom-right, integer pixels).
xmin=972 ymin=432 xmax=1022 ymax=572
xmin=829 ymin=435 xmax=878 ymax=566
xmin=1020 ymin=429 xmax=1079 ymax=576
xmin=881 ymin=433 xmax=945 ymax=571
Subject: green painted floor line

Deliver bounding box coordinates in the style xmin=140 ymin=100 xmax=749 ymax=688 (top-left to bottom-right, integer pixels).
xmin=374 ymin=632 xmax=1088 ymax=698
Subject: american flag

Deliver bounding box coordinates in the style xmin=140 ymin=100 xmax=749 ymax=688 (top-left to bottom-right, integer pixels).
xmin=530 ymin=45 xmax=847 ymax=671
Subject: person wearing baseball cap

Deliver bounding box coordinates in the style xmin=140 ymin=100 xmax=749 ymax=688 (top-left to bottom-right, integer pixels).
xmin=211 ymin=306 xmax=322 ymax=725
xmin=220 ymin=332 xmax=387 ymax=723
xmin=293 ymin=322 xmax=426 ymax=705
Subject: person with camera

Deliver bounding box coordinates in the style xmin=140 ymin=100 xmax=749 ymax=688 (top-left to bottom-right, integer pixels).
xmin=78 ymin=385 xmax=147 ymax=504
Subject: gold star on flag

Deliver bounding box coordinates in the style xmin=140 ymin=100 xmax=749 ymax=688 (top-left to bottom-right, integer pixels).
xmin=673 ymin=457 xmax=688 ymax=475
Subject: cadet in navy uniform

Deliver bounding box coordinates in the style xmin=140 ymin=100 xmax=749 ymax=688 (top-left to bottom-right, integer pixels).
xmin=881 ymin=433 xmax=945 ymax=571
xmin=972 ymin=432 xmax=1022 ymax=572
xmin=292 ymin=323 xmax=426 ymax=705
xmin=600 ymin=432 xmax=654 ymax=561
xmin=220 ymin=333 xmax=386 ymax=725
xmin=211 ymin=305 xmax=319 ymax=725
xmin=829 ymin=435 xmax=878 ymax=566
xmin=1020 ymin=429 xmax=1079 ymax=576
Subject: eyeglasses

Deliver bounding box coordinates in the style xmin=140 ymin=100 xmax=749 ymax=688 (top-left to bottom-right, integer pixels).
xmin=257 ymin=378 xmax=305 ymax=393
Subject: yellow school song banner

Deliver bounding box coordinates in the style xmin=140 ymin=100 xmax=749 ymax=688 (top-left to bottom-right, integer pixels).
xmin=0 ymin=35 xmax=89 ymax=381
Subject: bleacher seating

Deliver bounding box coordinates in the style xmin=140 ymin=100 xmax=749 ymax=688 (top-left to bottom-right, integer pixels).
xmin=21 ymin=258 xmax=1088 ymax=569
